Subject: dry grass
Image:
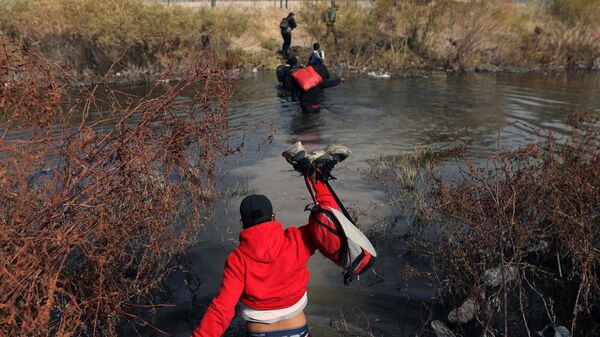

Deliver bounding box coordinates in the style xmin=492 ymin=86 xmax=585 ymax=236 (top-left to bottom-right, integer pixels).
xmin=301 ymin=0 xmax=600 ymax=72
xmin=1 ymin=0 xmax=598 ymax=76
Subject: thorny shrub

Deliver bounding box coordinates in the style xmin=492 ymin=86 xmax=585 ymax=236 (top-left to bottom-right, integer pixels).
xmin=0 ymin=37 xmax=232 ymax=336
xmin=378 ymin=119 xmax=600 ymax=336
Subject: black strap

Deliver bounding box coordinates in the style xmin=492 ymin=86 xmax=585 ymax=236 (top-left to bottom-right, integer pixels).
xmin=324 ymin=180 xmax=356 ymax=225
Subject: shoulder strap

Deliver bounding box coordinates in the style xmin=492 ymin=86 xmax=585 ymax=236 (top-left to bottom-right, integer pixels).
xmin=324 ymin=180 xmax=356 ymax=225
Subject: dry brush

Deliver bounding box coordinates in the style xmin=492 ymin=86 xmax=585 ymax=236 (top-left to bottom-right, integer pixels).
xmin=0 ymin=38 xmax=232 ymax=336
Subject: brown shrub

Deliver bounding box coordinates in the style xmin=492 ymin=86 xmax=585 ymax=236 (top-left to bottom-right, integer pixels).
xmin=424 ymin=119 xmax=600 ymax=335
xmin=0 ymin=37 xmax=232 ymax=336
xmin=368 ymin=117 xmax=600 ymax=336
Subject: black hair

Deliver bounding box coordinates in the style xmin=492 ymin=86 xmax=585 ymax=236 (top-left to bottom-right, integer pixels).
xmin=240 ymin=195 xmax=273 ymax=229
xmin=287 ymin=57 xmax=298 ymax=66
xmin=313 ymin=43 xmax=320 ymax=50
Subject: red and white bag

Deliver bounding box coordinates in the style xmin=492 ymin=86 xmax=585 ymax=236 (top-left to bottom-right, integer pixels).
xmin=307 ymin=180 xmax=377 ymax=284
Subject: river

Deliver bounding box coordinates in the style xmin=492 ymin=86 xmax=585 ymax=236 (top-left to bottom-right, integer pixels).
xmin=127 ymin=71 xmax=600 ymax=337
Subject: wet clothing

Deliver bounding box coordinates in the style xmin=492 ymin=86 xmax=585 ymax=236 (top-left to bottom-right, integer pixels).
xmin=281 ymin=16 xmax=297 ymax=58
xmin=298 ymin=64 xmax=340 ymax=113
xmin=247 ymin=325 xmax=311 ymax=337
xmin=277 ymin=65 xmax=293 ymax=85
xmin=299 ymin=77 xmax=340 ymax=113
xmin=278 ymin=65 xmax=301 ymax=101
xmin=192 ymin=181 xmax=337 ymax=337
xmin=311 ymin=63 xmax=331 ymax=80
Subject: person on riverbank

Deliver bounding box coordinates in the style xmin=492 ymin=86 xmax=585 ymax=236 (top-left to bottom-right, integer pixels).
xmin=280 ymin=12 xmax=297 ymax=59
xmin=190 ymin=159 xmax=344 ymax=337
xmin=323 ymin=1 xmax=338 ymax=45
xmin=308 ymin=43 xmax=325 ymax=66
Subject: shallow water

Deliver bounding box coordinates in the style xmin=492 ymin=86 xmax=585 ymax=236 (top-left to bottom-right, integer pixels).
xmin=131 ymin=71 xmax=600 ymax=336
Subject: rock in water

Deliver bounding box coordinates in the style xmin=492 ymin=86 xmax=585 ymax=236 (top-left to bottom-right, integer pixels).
xmin=537 ymin=325 xmax=571 ymax=337
xmin=448 ymin=298 xmax=478 ymax=324
xmin=431 ymin=320 xmax=456 ymax=337
xmin=482 ymin=264 xmax=518 ymax=287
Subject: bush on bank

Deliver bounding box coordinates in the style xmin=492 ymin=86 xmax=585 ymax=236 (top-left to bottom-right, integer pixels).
xmin=370 ymin=117 xmax=600 ymax=336
xmin=0 ymin=38 xmax=232 ymax=336
xmin=2 ymin=0 xmax=599 ymax=79
xmin=301 ymin=0 xmax=600 ymax=72
xmin=0 ymin=0 xmax=252 ymax=79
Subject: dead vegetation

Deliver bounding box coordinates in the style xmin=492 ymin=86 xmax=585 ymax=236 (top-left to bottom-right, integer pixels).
xmin=301 ymin=0 xmax=600 ymax=72
xmin=2 ymin=0 xmax=599 ymax=78
xmin=0 ymin=37 xmax=232 ymax=336
xmin=369 ymin=117 xmax=600 ymax=336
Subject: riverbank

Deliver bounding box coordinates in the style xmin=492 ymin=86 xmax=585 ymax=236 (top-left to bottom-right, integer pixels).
xmin=1 ymin=0 xmax=599 ymax=84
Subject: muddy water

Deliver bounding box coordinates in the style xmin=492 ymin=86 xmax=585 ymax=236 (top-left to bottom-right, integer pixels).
xmin=140 ymin=71 xmax=600 ymax=337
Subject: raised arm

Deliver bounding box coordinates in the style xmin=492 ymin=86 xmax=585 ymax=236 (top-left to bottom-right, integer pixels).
xmin=322 ymin=78 xmax=341 ymax=89
xmin=310 ymin=178 xmax=340 ymax=211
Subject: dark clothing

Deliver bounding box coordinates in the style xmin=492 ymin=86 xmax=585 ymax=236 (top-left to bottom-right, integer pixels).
xmin=287 ymin=16 xmax=297 ymax=30
xmin=296 ymin=63 xmax=339 ymax=113
xmin=280 ymin=16 xmax=297 ymax=58
xmin=299 ymin=78 xmax=341 ymax=113
xmin=276 ymin=65 xmax=292 ymax=84
xmin=281 ymin=31 xmax=292 ymax=58
xmin=247 ymin=325 xmax=310 ymax=337
xmin=324 ymin=22 xmax=337 ymax=45
xmin=278 ymin=65 xmax=300 ymax=101
xmin=311 ymin=63 xmax=331 ymax=80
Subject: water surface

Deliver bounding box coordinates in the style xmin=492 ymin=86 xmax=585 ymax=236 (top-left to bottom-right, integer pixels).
xmin=141 ymin=71 xmax=600 ymax=336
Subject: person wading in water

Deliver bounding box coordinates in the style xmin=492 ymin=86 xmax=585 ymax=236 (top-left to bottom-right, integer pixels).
xmin=280 ymin=12 xmax=297 ymax=59
xmin=191 ymin=143 xmax=376 ymax=337
xmin=191 ymin=155 xmax=342 ymax=337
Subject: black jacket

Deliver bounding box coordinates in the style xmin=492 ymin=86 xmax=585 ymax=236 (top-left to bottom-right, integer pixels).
xmin=298 ymin=65 xmax=340 ymax=113
xmin=282 ymin=16 xmax=297 ymax=33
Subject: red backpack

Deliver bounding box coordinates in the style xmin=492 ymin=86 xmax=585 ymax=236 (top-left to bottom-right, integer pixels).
xmin=291 ymin=66 xmax=323 ymax=92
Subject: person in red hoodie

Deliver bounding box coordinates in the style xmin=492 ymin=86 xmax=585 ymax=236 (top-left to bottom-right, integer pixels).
xmin=191 ymin=168 xmax=340 ymax=337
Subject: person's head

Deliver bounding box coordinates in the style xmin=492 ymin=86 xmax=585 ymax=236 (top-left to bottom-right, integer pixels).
xmin=287 ymin=56 xmax=298 ymax=67
xmin=288 ymin=12 xmax=295 ymax=18
xmin=331 ymin=1 xmax=336 ymax=6
xmin=239 ymin=195 xmax=274 ymax=229
xmin=313 ymin=42 xmax=320 ymax=51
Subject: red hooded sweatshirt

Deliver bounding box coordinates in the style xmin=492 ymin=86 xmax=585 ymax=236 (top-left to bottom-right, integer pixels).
xmin=192 ymin=181 xmax=337 ymax=337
